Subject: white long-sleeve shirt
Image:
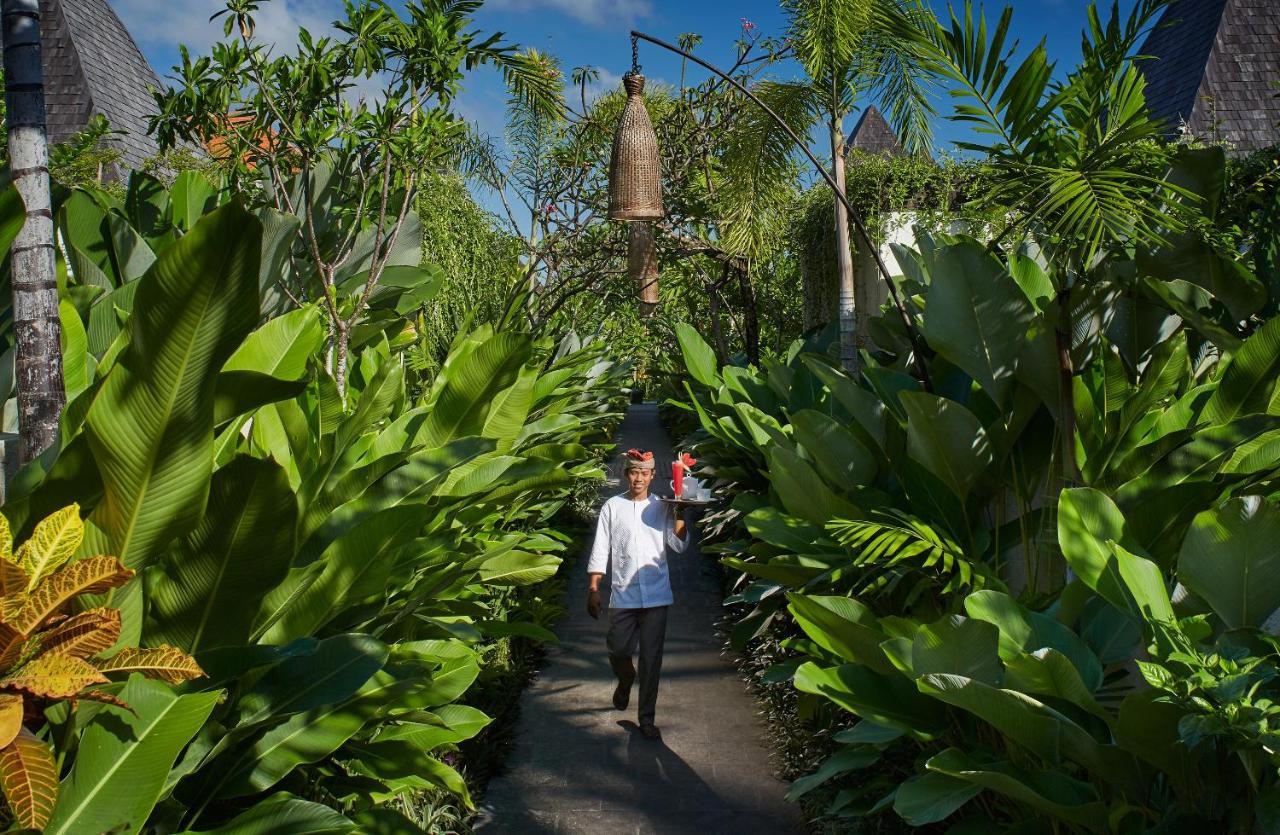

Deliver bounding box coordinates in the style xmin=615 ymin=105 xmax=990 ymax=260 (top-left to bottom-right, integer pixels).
xmin=587 ymin=493 xmax=688 ymax=609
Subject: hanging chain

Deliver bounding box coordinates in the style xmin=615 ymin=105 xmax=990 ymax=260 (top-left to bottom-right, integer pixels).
xmin=630 ymin=33 xmax=641 ymax=76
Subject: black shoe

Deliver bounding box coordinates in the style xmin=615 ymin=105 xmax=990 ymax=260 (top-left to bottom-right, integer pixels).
xmin=639 ymin=723 xmax=661 ymax=740
xmin=612 ymin=678 xmax=633 ymax=710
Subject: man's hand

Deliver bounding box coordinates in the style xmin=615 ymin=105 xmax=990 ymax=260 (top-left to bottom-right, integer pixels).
xmin=587 ymin=588 xmax=603 ymax=620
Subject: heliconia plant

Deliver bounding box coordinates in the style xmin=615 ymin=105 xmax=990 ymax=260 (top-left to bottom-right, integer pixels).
xmin=0 ymin=506 xmax=204 ymax=830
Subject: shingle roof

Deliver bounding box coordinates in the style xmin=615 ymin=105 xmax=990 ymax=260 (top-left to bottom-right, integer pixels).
xmin=847 ymin=105 xmax=905 ymax=157
xmin=1139 ymin=0 xmax=1280 ymax=153
xmin=41 ymin=0 xmax=165 ymax=176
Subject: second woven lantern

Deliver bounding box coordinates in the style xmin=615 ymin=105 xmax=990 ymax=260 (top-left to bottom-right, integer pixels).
xmin=628 ymin=222 xmax=659 ymax=317
xmin=608 ymin=73 xmax=663 ymax=221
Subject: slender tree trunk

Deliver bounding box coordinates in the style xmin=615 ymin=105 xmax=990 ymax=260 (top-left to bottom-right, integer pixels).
xmin=2 ymin=0 xmax=64 ymax=465
xmin=830 ymin=116 xmax=858 ymax=375
xmin=1055 ymin=284 xmax=1079 ymax=482
xmin=708 ymin=273 xmax=730 ymax=362
xmin=735 ymin=262 xmax=760 ymax=366
xmin=334 ymin=323 xmax=350 ymax=403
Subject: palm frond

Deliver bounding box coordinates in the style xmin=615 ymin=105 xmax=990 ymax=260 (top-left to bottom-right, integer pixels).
xmin=826 ymin=509 xmax=990 ymax=593
xmin=717 ymin=80 xmax=820 ymax=257
xmin=469 ymin=45 xmax=566 ymax=126
xmin=924 ymin=0 xmax=1182 ymax=264
xmin=857 ymin=3 xmax=937 ymax=153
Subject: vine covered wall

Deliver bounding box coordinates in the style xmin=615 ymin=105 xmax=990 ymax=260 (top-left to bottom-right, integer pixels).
xmin=791 ymin=150 xmax=997 ymax=330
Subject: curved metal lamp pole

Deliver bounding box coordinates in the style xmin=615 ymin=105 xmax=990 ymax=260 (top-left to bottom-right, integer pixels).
xmin=626 ymin=30 xmax=932 ymax=390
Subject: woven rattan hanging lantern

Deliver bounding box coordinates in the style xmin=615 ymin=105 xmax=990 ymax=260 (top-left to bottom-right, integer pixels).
xmin=608 ymin=72 xmax=664 ymax=221
xmin=628 ymin=221 xmax=660 ymax=316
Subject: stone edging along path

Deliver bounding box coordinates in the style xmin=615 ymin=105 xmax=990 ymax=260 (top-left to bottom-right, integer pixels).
xmin=475 ymin=403 xmax=802 ymax=834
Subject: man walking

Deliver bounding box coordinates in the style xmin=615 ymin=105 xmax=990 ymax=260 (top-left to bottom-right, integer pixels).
xmin=586 ymin=448 xmax=689 ymax=740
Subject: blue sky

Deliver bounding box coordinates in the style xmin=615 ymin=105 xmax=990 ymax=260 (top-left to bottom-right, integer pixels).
xmin=110 ymin=0 xmax=1139 ymax=207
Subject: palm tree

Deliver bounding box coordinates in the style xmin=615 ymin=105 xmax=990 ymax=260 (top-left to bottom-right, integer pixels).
xmin=721 ymin=0 xmax=935 ymax=374
xmin=1 ymin=0 xmax=65 ymax=464
xmin=922 ymin=0 xmax=1183 ymax=478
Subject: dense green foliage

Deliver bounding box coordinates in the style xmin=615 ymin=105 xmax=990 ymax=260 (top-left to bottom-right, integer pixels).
xmin=667 ymin=3 xmax=1280 ymax=831
xmin=0 ymin=167 xmax=627 ymax=831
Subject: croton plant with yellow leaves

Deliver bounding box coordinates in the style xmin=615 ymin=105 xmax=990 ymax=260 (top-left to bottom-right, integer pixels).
xmin=0 ymin=505 xmax=203 ymax=830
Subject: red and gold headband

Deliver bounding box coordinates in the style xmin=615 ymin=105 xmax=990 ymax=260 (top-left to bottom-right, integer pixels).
xmin=623 ymin=448 xmax=655 ymax=470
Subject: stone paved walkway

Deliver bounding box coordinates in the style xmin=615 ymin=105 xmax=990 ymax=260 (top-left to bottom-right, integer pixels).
xmin=475 ymin=403 xmax=802 ymax=834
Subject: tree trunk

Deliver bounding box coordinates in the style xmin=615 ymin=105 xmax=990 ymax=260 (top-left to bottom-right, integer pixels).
xmin=1055 ymin=285 xmax=1079 ymax=482
xmin=735 ymin=262 xmax=760 ymax=366
xmin=334 ymin=323 xmax=350 ymax=403
xmin=2 ymin=0 xmax=64 ymax=465
xmin=830 ymin=117 xmax=858 ymax=375
xmin=708 ymin=275 xmax=730 ymax=362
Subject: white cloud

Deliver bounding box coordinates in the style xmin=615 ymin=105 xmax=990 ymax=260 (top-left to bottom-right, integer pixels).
xmin=485 ymin=0 xmax=651 ymax=29
xmin=581 ymin=66 xmax=625 ymax=103
xmin=110 ymin=0 xmax=338 ymax=70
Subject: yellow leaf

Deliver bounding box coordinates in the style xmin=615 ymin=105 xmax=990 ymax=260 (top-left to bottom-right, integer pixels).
xmin=0 ymin=654 xmax=106 ymax=699
xmin=0 ymin=625 xmax=22 ymax=673
xmin=0 ymin=515 xmax=12 ymax=563
xmin=0 ymin=556 xmax=134 ymax=635
xmin=0 ymin=727 xmax=57 ymax=830
xmin=96 ymin=645 xmax=205 ymax=685
xmin=76 ymin=690 xmax=133 ymax=711
xmin=0 ymin=560 xmax=28 ymax=598
xmin=39 ymin=608 xmax=121 ymax=660
xmin=0 ymin=695 xmax=21 ymax=750
xmin=15 ymin=505 xmax=83 ymax=589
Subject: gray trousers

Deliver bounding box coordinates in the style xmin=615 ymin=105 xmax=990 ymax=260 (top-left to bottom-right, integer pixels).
xmin=606 ymin=606 xmax=669 ymax=726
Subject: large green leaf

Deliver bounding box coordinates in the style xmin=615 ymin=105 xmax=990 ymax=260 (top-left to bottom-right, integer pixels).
xmin=921 ymin=676 xmax=1131 ymax=783
xmin=45 ymin=676 xmax=220 ymax=835
xmin=415 ymin=332 xmax=531 ymax=448
xmin=911 ymin=615 xmax=1002 ymax=685
xmin=265 ymin=505 xmax=435 ymax=643
xmin=181 ymin=792 xmax=354 ymax=834
xmin=925 ymin=748 xmax=1104 ymax=828
xmin=1179 ymin=497 xmax=1280 ymax=629
xmin=223 ymin=306 xmax=325 ymax=380
xmin=234 ymin=633 xmax=388 ymax=729
xmin=1201 ymin=317 xmax=1280 ymax=425
xmin=84 ymin=203 xmax=262 ymax=571
xmin=1058 ymin=488 xmax=1165 ymax=623
xmin=900 ymin=392 xmax=992 ymax=503
xmin=1003 ymin=649 xmax=1111 ymax=721
xmin=371 ymin=704 xmax=491 ymax=750
xmin=893 ymin=771 xmax=981 ymax=826
xmin=169 ymin=171 xmax=220 ymax=232
xmin=964 ymin=590 xmax=1102 ymax=690
xmin=481 ymin=364 xmax=538 ymax=444
xmin=676 ymin=322 xmax=720 ymax=388
xmin=921 ymin=239 xmax=1035 ymax=405
xmin=801 ymin=357 xmax=887 ymax=453
xmin=212 ymin=371 xmax=308 ymax=427
xmin=145 ymin=456 xmax=297 ymax=652
xmin=917 ymin=674 xmax=1111 ymax=775
xmin=214 ymin=666 xmax=406 ymax=798
xmin=765 ymin=445 xmax=860 ymax=525
xmin=476 ymin=550 xmax=560 ymax=585
xmin=59 ymin=299 xmax=91 ymax=400
xmin=787 ymin=594 xmax=894 ymax=673
xmin=348 ymin=743 xmax=473 ymax=808
xmin=794 ymin=662 xmax=946 ymax=737
xmin=790 ymin=409 xmax=877 ymax=486
xmin=743 ymin=508 xmax=826 ymax=552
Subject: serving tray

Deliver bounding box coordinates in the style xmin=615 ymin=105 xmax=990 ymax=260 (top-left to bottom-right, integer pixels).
xmin=659 ymin=496 xmax=716 ymax=508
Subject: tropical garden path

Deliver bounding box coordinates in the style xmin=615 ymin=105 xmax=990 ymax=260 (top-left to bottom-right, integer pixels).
xmin=475 ymin=403 xmax=802 ymax=834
